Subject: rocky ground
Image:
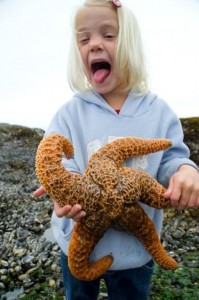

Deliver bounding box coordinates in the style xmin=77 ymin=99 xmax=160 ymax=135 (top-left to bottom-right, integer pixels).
xmin=0 ymin=119 xmax=198 ymax=300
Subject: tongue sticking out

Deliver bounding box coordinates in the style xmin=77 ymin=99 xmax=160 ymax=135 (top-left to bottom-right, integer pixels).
xmin=93 ymin=69 xmax=110 ymax=84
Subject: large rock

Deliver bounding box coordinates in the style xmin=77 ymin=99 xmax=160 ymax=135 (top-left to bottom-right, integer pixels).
xmin=0 ymin=123 xmax=44 ymax=186
xmin=181 ymin=117 xmax=199 ymax=166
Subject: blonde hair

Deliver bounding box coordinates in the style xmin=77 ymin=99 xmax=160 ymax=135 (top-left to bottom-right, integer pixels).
xmin=67 ymin=0 xmax=148 ymax=94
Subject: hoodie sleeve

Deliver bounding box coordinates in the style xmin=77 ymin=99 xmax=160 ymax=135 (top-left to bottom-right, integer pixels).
xmin=45 ymin=104 xmax=80 ymax=242
xmin=44 ymin=104 xmax=81 ymax=175
xmin=157 ymin=113 xmax=198 ymax=187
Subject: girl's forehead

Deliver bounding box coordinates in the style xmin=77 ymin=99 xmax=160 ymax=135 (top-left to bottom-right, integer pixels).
xmin=75 ymin=5 xmax=118 ymax=31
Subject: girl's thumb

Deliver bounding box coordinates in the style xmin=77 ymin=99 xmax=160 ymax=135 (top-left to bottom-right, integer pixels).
xmin=163 ymin=177 xmax=174 ymax=199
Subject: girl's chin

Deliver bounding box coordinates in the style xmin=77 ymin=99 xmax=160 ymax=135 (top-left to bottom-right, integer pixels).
xmin=91 ymin=77 xmax=112 ymax=91
xmin=92 ymin=84 xmax=113 ymax=95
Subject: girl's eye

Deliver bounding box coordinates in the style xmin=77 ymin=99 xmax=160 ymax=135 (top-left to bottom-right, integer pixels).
xmin=104 ymin=34 xmax=114 ymax=39
xmin=79 ymin=37 xmax=90 ymax=44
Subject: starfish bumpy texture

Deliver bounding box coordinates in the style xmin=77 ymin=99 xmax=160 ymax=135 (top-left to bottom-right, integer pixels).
xmin=35 ymin=134 xmax=178 ymax=281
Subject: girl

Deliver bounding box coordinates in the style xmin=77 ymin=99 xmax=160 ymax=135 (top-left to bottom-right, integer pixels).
xmin=34 ymin=0 xmax=199 ymax=299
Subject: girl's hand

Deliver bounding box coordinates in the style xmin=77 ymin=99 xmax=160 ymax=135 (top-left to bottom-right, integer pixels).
xmin=54 ymin=202 xmax=86 ymax=222
xmin=33 ymin=186 xmax=86 ymax=222
xmin=164 ymin=165 xmax=199 ymax=210
xmin=32 ymin=186 xmax=46 ymax=197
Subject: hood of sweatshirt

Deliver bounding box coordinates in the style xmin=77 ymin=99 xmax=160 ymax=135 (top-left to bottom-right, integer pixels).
xmin=74 ymin=89 xmax=158 ymax=117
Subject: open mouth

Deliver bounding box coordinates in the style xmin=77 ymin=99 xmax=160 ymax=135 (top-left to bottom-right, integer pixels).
xmin=91 ymin=61 xmax=111 ymax=84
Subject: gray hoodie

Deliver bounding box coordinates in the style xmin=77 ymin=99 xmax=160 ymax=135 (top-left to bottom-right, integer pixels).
xmin=45 ymin=90 xmax=197 ymax=270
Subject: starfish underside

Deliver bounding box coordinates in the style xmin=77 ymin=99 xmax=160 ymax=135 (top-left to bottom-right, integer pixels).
xmin=36 ymin=134 xmax=178 ymax=281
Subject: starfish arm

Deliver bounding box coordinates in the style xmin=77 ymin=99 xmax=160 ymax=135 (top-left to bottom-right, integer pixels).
xmin=139 ymin=170 xmax=171 ymax=208
xmin=89 ymin=137 xmax=172 ymax=168
xmin=116 ymin=168 xmax=170 ymax=208
xmin=35 ymin=134 xmax=90 ymax=207
xmin=68 ymin=223 xmax=113 ymax=281
xmin=117 ymin=204 xmax=177 ymax=270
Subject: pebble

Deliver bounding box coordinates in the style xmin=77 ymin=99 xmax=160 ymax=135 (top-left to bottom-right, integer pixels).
xmin=49 ymin=279 xmax=56 ymax=287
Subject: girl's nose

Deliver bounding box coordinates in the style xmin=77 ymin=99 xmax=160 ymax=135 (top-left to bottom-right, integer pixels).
xmin=89 ymin=36 xmax=103 ymax=52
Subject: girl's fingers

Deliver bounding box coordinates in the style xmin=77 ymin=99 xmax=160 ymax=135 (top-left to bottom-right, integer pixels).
xmin=32 ymin=186 xmax=46 ymax=197
xmin=54 ymin=202 xmax=86 ymax=220
xmin=54 ymin=203 xmax=72 ymax=218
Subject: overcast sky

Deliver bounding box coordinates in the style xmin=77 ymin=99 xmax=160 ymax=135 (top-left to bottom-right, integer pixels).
xmin=0 ymin=0 xmax=198 ymax=130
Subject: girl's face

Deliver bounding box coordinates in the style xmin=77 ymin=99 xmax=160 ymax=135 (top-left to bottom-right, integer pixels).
xmin=76 ymin=5 xmax=128 ymax=99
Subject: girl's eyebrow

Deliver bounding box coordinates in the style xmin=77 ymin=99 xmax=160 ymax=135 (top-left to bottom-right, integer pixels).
xmin=76 ymin=28 xmax=92 ymax=34
xmin=76 ymin=27 xmax=89 ymax=33
xmin=76 ymin=23 xmax=118 ymax=34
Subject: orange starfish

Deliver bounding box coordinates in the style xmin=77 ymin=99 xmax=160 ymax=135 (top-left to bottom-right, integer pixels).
xmin=35 ymin=134 xmax=177 ymax=281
